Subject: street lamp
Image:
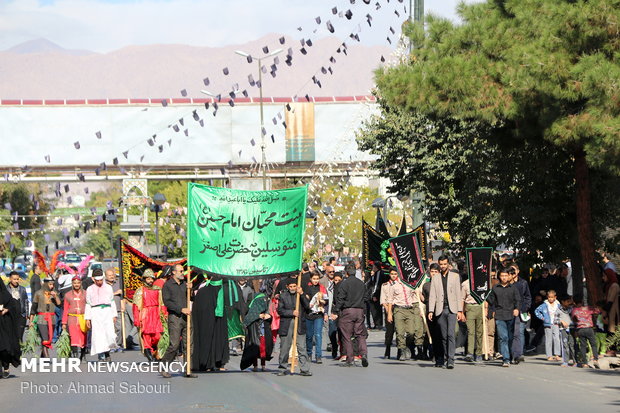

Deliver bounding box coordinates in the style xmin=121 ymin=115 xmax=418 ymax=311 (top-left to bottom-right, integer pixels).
xmin=106 ymin=210 xmax=117 ymax=258
xmin=150 ymin=193 xmax=166 ymax=257
xmin=235 ymin=48 xmax=283 ymax=190
xmin=370 ymin=194 xmax=409 ymax=228
xmin=306 ymin=207 xmax=318 ymax=246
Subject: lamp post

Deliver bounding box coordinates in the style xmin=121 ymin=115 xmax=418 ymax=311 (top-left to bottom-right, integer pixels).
xmin=235 ymin=48 xmax=283 ymax=190
xmin=106 ymin=210 xmax=117 ymax=258
xmin=371 ymin=194 xmax=409 ymax=228
xmin=151 ymin=192 xmax=166 ymax=257
xmin=306 ymin=207 xmax=318 ymax=246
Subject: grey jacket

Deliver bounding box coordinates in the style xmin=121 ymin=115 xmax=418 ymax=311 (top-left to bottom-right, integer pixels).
xmin=429 ymin=271 xmax=463 ymax=315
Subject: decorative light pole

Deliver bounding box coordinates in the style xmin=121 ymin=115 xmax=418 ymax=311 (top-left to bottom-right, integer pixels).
xmin=371 ymin=194 xmax=409 ymax=228
xmin=151 ymin=192 xmax=166 ymax=256
xmin=106 ymin=209 xmax=117 ymax=258
xmin=234 ymin=48 xmax=283 ymax=190
xmin=306 ymin=207 xmax=318 ymax=246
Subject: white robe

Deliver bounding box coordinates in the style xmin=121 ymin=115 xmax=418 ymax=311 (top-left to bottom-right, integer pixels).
xmin=84 ymin=283 xmax=117 ymax=355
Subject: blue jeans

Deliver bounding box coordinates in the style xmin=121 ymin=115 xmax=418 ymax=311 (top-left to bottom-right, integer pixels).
xmin=306 ymin=317 xmax=323 ymax=358
xmin=512 ymin=316 xmax=527 ymax=358
xmin=495 ymin=319 xmax=515 ymax=363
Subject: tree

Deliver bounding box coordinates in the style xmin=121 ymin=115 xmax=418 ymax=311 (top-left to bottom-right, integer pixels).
xmin=0 ymin=184 xmax=51 ymax=259
xmin=374 ymin=0 xmax=620 ymax=303
xmin=358 ymin=99 xmax=620 ymax=299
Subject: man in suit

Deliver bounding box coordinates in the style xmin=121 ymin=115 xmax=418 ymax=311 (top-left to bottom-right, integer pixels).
xmin=428 ymin=255 xmax=464 ymax=369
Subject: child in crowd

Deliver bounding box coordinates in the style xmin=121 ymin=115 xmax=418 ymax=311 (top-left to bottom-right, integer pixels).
xmin=571 ymin=299 xmax=601 ymax=368
xmin=594 ymin=301 xmax=608 ymax=358
xmin=534 ymin=290 xmax=562 ymax=361
xmin=558 ymin=296 xmax=575 ymax=367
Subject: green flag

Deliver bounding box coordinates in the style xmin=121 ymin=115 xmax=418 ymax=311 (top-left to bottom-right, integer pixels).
xmin=187 ymin=183 xmax=307 ymax=277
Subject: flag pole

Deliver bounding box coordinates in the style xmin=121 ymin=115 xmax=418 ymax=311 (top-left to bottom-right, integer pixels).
xmin=482 ymin=302 xmax=489 ymax=360
xmin=186 ymin=271 xmax=192 ymax=376
xmin=117 ymin=237 xmax=128 ymax=349
xmin=121 ymin=299 xmax=127 ymax=349
xmin=289 ymin=271 xmax=302 ymax=374
xmin=419 ymin=302 xmax=432 ymax=345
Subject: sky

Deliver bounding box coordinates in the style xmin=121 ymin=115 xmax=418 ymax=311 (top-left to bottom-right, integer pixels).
xmin=0 ymin=0 xmax=483 ymax=53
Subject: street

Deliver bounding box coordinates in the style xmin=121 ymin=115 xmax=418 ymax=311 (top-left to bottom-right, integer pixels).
xmin=2 ymin=330 xmax=618 ymax=413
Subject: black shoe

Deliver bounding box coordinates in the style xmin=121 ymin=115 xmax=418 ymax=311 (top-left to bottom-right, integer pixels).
xmin=512 ymin=359 xmax=520 ymax=365
xmin=299 ymin=371 xmax=312 ymax=376
xmin=326 ymin=344 xmax=332 ymax=352
xmin=384 ymin=346 xmax=391 ymax=359
xmin=516 ymin=356 xmax=525 ymax=362
xmin=184 ymin=373 xmax=198 ymax=378
xmin=464 ymin=355 xmax=474 ymax=362
xmin=447 ymin=363 xmax=454 ymax=370
xmin=361 ymin=356 xmax=369 ymax=367
xmin=144 ymin=349 xmax=154 ymax=362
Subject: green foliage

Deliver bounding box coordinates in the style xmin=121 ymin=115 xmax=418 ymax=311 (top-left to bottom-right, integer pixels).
xmin=303 ymin=180 xmax=386 ymax=257
xmin=79 ymin=223 xmax=122 ymax=260
xmin=85 ymin=184 xmax=123 ymax=208
xmin=606 ymin=328 xmax=620 ymax=352
xmin=0 ymin=184 xmax=51 ymax=258
xmin=376 ymin=0 xmax=620 ymax=172
xmin=55 ymin=329 xmax=72 ymax=358
xmin=157 ymin=310 xmax=170 ymax=358
xmin=21 ymin=324 xmax=41 ymax=355
xmin=357 ymin=100 xmax=620 ymax=260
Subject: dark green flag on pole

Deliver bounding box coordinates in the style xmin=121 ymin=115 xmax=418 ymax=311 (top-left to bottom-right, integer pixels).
xmin=187 ymin=183 xmax=308 ymax=277
xmin=375 ymin=208 xmax=390 ymax=238
xmin=397 ymin=213 xmax=408 ymax=236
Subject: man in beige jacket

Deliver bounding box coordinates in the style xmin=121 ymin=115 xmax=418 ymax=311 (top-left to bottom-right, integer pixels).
xmin=428 ymin=255 xmax=464 ymax=369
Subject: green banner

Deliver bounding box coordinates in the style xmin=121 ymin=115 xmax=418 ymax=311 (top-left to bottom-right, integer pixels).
xmin=187 ymin=183 xmax=307 ymax=277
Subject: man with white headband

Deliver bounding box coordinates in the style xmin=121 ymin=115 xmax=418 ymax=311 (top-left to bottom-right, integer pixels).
xmin=85 ymin=268 xmax=117 ymax=361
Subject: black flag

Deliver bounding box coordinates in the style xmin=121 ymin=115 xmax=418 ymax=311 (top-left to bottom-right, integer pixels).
xmin=466 ymin=247 xmax=493 ymax=304
xmin=389 ymin=232 xmax=425 ymax=288
xmin=362 ymin=220 xmax=388 ymax=273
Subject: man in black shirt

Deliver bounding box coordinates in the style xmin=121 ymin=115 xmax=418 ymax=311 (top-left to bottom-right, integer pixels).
xmin=487 ymin=267 xmax=521 ymax=367
xmin=160 ymin=264 xmax=195 ymax=378
xmin=332 ymin=264 xmax=368 ymax=367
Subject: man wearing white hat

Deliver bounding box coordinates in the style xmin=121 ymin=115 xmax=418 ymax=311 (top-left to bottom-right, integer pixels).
xmin=85 ymin=268 xmax=117 ymax=361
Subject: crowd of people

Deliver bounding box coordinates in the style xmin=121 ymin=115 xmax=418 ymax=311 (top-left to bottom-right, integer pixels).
xmin=0 ymin=250 xmax=618 ymax=379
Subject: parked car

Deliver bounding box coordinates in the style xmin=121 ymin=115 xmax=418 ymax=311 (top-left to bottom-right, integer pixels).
xmin=63 ymin=253 xmax=82 ymax=265
xmin=87 ymin=261 xmax=103 ymax=278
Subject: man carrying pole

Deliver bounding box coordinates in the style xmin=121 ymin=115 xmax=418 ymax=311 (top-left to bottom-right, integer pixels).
xmin=160 ymin=264 xmax=195 ymax=378
xmin=277 ymin=276 xmax=311 ymax=376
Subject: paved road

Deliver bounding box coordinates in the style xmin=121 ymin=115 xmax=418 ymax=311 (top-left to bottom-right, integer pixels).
xmin=2 ymin=330 xmax=618 ymax=413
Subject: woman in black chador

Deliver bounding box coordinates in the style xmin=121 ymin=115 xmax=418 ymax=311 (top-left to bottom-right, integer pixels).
xmin=0 ymin=278 xmax=22 ymax=377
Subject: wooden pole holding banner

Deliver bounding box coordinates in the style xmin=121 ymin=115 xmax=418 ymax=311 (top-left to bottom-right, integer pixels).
xmin=117 ymin=237 xmax=128 ymax=350
xmin=186 ymin=271 xmax=192 ymax=376
xmin=482 ymin=302 xmax=489 ymax=360
xmin=289 ymin=272 xmax=302 ymax=374
xmin=121 ymin=299 xmax=127 ymax=349
xmin=419 ymin=301 xmax=432 ymax=345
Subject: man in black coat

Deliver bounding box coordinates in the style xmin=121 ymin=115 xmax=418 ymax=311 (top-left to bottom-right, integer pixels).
xmin=277 ymin=277 xmax=312 ymax=376
xmin=333 ymin=264 xmax=369 ymax=367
